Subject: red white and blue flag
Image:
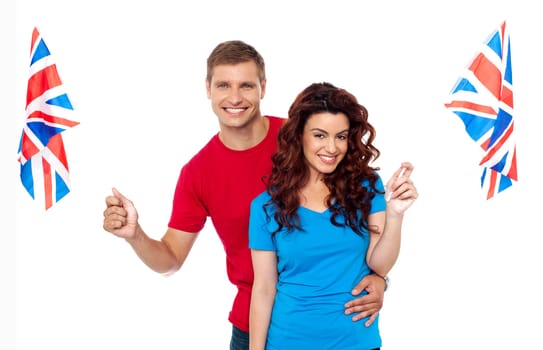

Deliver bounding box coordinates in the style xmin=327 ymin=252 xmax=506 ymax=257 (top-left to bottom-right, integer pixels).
xmin=18 ymin=27 xmax=79 ymax=210
xmin=445 ymin=21 xmax=517 ymax=200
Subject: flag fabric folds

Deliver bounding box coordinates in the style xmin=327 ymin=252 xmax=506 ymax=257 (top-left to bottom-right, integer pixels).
xmin=18 ymin=27 xmax=79 ymax=210
xmin=445 ymin=21 xmax=517 ymax=200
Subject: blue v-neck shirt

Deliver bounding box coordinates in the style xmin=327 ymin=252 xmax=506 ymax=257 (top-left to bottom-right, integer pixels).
xmin=249 ymin=177 xmax=386 ymax=350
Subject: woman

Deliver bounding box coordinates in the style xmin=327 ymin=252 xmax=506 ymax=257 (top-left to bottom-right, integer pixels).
xmin=248 ymin=82 xmax=418 ymax=350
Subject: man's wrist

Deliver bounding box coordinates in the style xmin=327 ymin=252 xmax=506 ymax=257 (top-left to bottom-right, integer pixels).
xmin=372 ymin=272 xmax=390 ymax=291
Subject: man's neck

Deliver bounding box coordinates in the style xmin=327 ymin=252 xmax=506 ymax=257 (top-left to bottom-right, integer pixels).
xmin=219 ymin=116 xmax=269 ymax=151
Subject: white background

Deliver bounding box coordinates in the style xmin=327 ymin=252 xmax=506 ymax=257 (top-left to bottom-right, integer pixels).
xmin=6 ymin=1 xmax=543 ymax=349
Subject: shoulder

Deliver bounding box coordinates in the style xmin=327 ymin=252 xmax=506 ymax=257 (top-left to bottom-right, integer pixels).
xmin=252 ymin=190 xmax=271 ymax=206
xmin=250 ymin=191 xmax=274 ymax=221
xmin=373 ymin=172 xmax=384 ymax=191
xmin=361 ymin=171 xmax=384 ymax=191
xmin=175 ymin=135 xmax=222 ymax=183
xmin=184 ymin=134 xmax=222 ymax=167
xmin=367 ymin=172 xmax=386 ymax=213
xmin=265 ymin=115 xmax=287 ymax=128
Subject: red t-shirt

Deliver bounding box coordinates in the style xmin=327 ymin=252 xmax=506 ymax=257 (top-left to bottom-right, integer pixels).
xmin=168 ymin=116 xmax=285 ymax=332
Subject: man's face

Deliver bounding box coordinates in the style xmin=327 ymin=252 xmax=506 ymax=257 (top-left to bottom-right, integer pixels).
xmin=206 ymin=61 xmax=266 ymax=130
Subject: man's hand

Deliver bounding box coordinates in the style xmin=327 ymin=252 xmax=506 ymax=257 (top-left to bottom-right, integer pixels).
xmin=103 ymin=187 xmax=139 ymax=239
xmin=344 ymin=274 xmax=386 ymax=327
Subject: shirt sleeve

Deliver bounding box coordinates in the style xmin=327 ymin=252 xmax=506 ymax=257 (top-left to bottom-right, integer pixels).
xmin=168 ymin=163 xmax=208 ymax=233
xmin=249 ymin=192 xmax=276 ymax=251
xmin=370 ymin=175 xmax=386 ymax=214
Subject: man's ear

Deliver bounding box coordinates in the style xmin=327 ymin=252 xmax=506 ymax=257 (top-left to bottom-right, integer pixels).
xmin=260 ymin=79 xmax=267 ymax=99
xmin=205 ymin=79 xmax=212 ymax=98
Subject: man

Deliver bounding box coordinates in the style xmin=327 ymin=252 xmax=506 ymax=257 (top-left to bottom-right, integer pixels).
xmin=102 ymin=40 xmax=386 ymax=349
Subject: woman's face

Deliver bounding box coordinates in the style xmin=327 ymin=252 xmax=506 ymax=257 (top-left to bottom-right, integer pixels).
xmin=302 ymin=112 xmax=349 ymax=181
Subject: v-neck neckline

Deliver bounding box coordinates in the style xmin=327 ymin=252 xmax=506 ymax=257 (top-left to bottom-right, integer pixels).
xmin=299 ymin=206 xmax=330 ymax=215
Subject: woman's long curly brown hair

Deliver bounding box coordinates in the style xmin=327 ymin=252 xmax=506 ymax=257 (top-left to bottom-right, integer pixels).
xmin=264 ymin=82 xmax=382 ymax=236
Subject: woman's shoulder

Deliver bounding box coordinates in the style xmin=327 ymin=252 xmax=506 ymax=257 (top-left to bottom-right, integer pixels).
xmin=252 ymin=190 xmax=272 ymax=206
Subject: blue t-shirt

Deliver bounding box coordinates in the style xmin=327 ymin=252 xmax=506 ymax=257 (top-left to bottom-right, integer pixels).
xmin=249 ymin=177 xmax=386 ymax=350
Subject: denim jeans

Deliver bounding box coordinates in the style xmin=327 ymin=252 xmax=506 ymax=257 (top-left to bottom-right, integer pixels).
xmin=230 ymin=325 xmax=249 ymax=350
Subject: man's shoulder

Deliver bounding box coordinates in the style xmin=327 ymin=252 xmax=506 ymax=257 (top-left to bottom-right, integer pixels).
xmin=265 ymin=116 xmax=287 ymax=138
xmin=265 ymin=115 xmax=287 ymax=125
xmin=182 ymin=134 xmax=221 ymax=170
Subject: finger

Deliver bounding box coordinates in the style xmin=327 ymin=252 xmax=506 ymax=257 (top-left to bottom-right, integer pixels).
xmin=105 ymin=195 xmax=121 ymax=208
xmin=396 ymin=182 xmax=418 ymax=200
xmin=345 ymin=291 xmax=377 ymax=309
xmin=386 ymin=166 xmax=404 ymax=187
xmin=112 ymin=187 xmax=126 ymax=202
xmin=364 ymin=312 xmax=378 ymax=327
xmin=351 ymin=311 xmax=369 ymax=321
xmin=105 ymin=204 xmax=126 ymax=216
xmin=388 ymin=167 xmax=417 ymax=201
xmin=103 ymin=217 xmax=124 ymax=231
xmin=386 ymin=165 xmax=407 ymax=200
xmin=104 ymin=209 xmax=128 ymax=227
xmin=350 ymin=280 xmax=370 ymax=297
xmin=349 ymin=304 xmax=378 ymax=321
xmin=399 ymin=162 xmax=414 ymax=178
xmin=112 ymin=187 xmax=134 ymax=208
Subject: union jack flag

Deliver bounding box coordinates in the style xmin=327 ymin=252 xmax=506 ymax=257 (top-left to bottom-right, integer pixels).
xmin=18 ymin=27 xmax=79 ymax=210
xmin=445 ymin=21 xmax=517 ymax=200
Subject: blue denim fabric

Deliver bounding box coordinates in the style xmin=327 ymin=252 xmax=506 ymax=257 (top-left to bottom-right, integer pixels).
xmin=230 ymin=325 xmax=249 ymax=350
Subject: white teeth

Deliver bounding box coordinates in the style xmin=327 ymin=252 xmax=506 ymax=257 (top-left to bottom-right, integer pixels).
xmin=320 ymin=155 xmax=335 ymax=161
xmin=226 ymin=108 xmax=245 ymax=113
